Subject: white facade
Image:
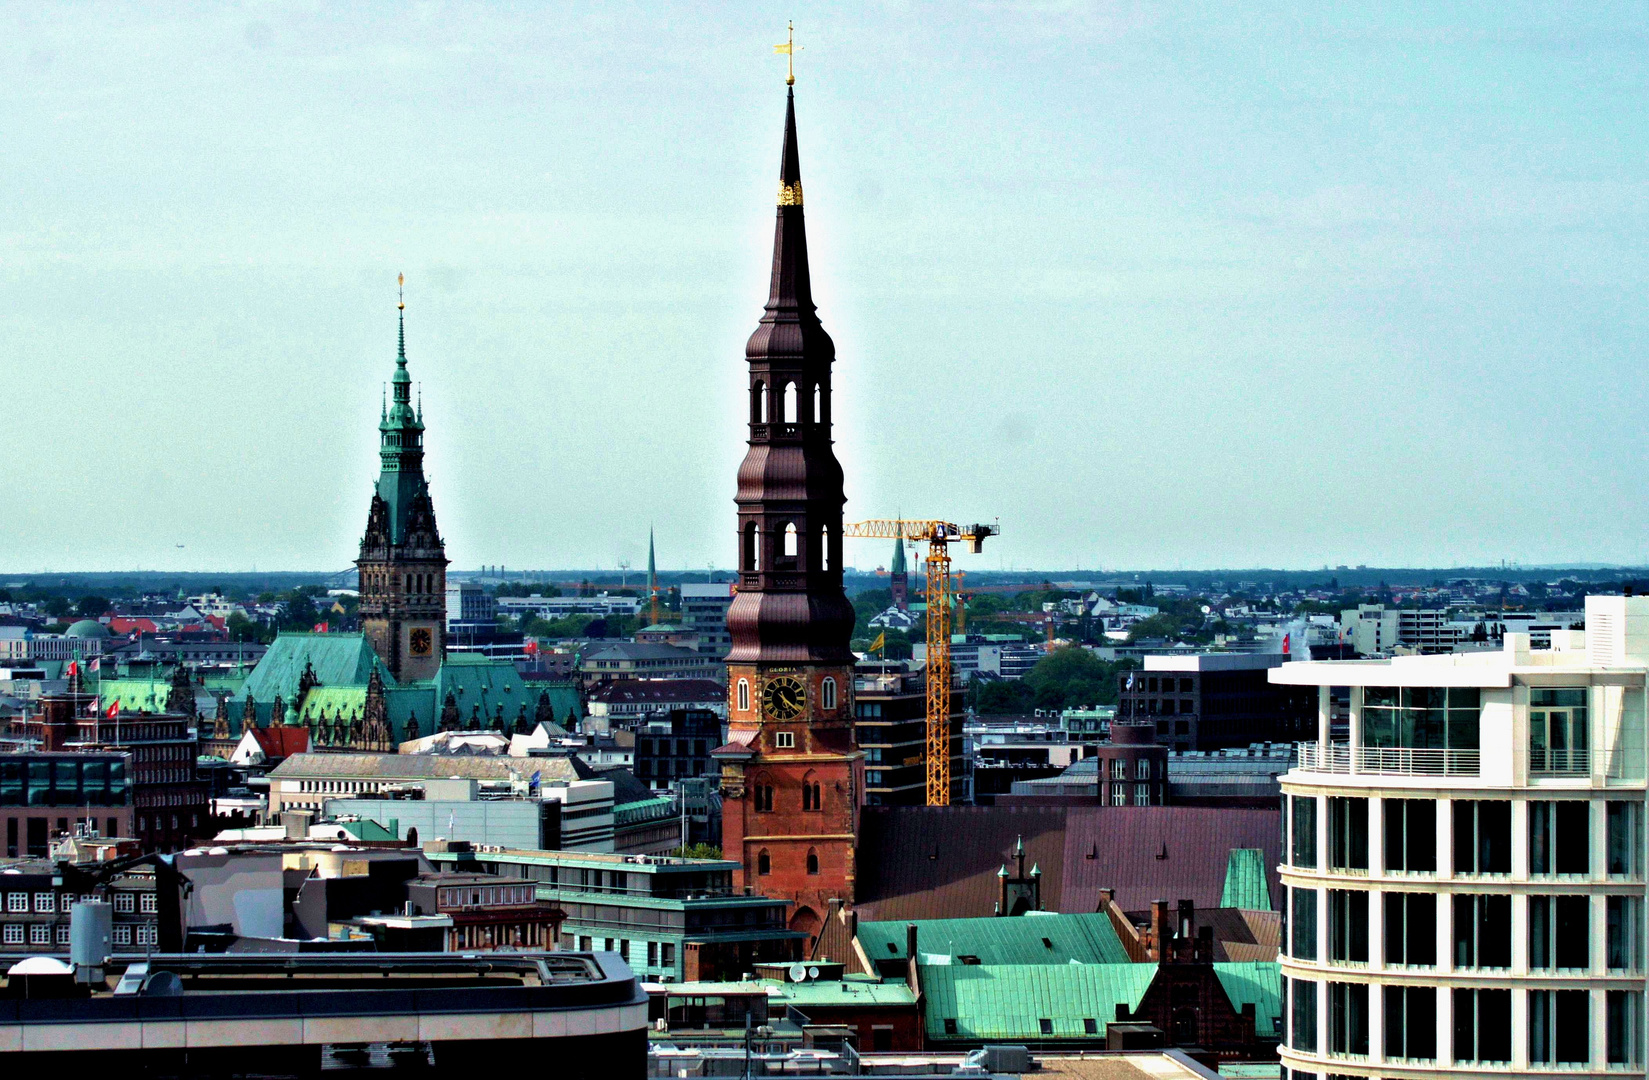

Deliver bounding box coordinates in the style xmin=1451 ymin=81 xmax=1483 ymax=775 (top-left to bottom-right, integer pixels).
xmin=1273 ymin=594 xmax=1648 ymax=1078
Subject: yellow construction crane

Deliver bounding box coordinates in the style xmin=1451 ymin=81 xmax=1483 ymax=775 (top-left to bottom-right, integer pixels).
xmin=843 ymin=519 xmax=998 ymax=806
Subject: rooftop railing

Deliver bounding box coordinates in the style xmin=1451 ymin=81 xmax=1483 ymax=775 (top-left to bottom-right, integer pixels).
xmin=1296 ymin=741 xmax=1480 ymax=777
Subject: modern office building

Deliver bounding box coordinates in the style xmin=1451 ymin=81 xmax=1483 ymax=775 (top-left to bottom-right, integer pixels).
xmin=679 ymin=583 xmax=734 ymax=658
xmin=423 ymin=847 xmax=804 ymax=982
xmin=1274 ymin=593 xmax=1647 ymax=1078
xmin=853 ymin=665 xmax=964 ymax=806
xmin=1117 ymin=653 xmax=1317 ymax=752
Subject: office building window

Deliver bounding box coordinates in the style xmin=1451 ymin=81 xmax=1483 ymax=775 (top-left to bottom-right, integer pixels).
xmin=1452 ymin=800 xmax=1510 ymax=875
xmin=140 ymin=893 xmax=158 ymax=914
xmin=1529 ymin=687 xmax=1587 ymax=773
xmin=113 ymin=925 xmax=131 ymax=946
xmin=1452 ymin=987 xmax=1510 ymax=1063
xmin=1529 ymin=800 xmax=1589 ymax=875
xmin=1607 ymin=895 xmax=1644 ymax=971
xmin=1110 ymin=785 xmax=1125 ymax=806
xmin=1 ymin=925 xmax=21 ymax=944
xmin=1529 ymin=988 xmax=1589 ymax=1065
xmin=1291 ymin=887 xmax=1318 ymax=962
xmin=1452 ymin=894 xmax=1511 ymax=969
xmin=1363 ymin=686 xmax=1480 ymax=750
xmin=1384 ymin=798 xmax=1436 ymax=872
xmin=1328 ymin=890 xmax=1368 ymax=963
xmin=1328 ymin=982 xmax=1368 ymax=1056
xmin=1136 ymin=759 xmax=1150 ymax=780
xmin=1607 ymin=990 xmax=1645 ymax=1066
xmin=1134 ymin=783 xmax=1148 ymax=804
xmin=1292 ymin=795 xmax=1318 ymax=869
xmin=1529 ymin=894 xmax=1590 ymax=970
xmin=1607 ymin=801 xmax=1644 ymax=877
xmin=1328 ymin=797 xmax=1368 ymax=872
xmin=1383 ymin=985 xmax=1435 ymax=1060
xmin=1383 ymin=891 xmax=1436 ymax=966
xmin=55 ymin=925 xmax=69 ymax=944
xmin=32 ymin=892 xmax=53 ymax=913
xmin=1289 ymin=978 xmax=1318 ymax=1054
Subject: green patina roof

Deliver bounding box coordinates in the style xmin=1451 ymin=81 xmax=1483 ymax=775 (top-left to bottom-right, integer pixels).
xmin=614 ymin=797 xmax=676 ymax=827
xmin=431 ymin=653 xmax=529 ymax=724
xmin=1221 ymin=848 xmax=1273 ymax=911
xmin=533 ymin=681 xmax=583 ymax=724
xmin=889 ymin=535 xmax=907 ymax=576
xmin=920 ymin=963 xmax=1157 ymax=1041
xmin=1214 ymin=961 xmax=1282 ymax=1039
xmin=768 ymin=978 xmax=916 ymax=1007
xmin=243 ymin=633 xmax=393 ymax=704
xmin=332 ymin=817 xmax=401 ymax=842
xmin=859 ymin=912 xmax=1131 ymax=967
xmin=292 ymin=684 xmax=433 ymax=742
xmin=97 ymin=677 xmax=177 ymax=714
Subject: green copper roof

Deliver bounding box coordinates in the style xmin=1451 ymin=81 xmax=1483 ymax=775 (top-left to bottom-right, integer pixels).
xmin=97 ymin=677 xmax=175 ymax=714
xmin=1220 ymin=848 xmax=1273 ymax=911
xmin=614 ymin=796 xmax=676 ymax=827
xmin=768 ymin=978 xmax=916 ymax=1008
xmin=374 ymin=301 xmax=429 ymax=546
xmin=243 ymin=634 xmax=393 ymax=705
xmin=859 ymin=912 xmax=1131 ymax=967
xmin=920 ymin=963 xmax=1157 ymax=1041
xmin=431 ymin=653 xmax=531 ymax=727
xmin=889 ymin=535 xmax=906 ymax=576
xmin=1214 ymin=961 xmax=1282 ymax=1038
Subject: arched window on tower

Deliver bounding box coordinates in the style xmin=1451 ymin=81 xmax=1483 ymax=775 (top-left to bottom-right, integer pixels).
xmin=737 ymin=678 xmax=750 ymax=712
xmin=784 ymin=523 xmax=798 ymax=558
xmin=820 ymin=526 xmax=831 ymax=571
xmin=743 ymin=522 xmax=759 ymax=572
xmin=783 ymin=382 xmax=798 ymax=423
xmin=812 ymin=383 xmax=821 ymax=425
xmin=751 ymin=380 xmax=766 ymax=424
xmin=821 ymin=677 xmax=837 ymax=711
xmin=806 ymin=848 xmax=820 ymax=875
xmin=758 ymin=849 xmax=771 ymax=875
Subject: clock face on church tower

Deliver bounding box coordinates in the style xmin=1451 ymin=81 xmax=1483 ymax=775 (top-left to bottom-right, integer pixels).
xmin=762 ymin=676 xmax=806 ymax=721
xmin=409 ymin=626 xmax=433 ymax=656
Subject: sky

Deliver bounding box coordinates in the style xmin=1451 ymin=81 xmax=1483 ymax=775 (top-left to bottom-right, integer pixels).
xmin=2 ymin=2 xmax=1646 ymax=574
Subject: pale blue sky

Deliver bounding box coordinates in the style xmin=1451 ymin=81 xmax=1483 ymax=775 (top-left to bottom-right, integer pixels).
xmin=2 ymin=3 xmax=1645 ymax=573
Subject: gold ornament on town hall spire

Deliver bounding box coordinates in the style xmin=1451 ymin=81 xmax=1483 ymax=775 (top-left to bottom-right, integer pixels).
xmin=398 ymin=272 xmax=405 ymax=310
xmin=773 ymin=21 xmax=799 ymax=86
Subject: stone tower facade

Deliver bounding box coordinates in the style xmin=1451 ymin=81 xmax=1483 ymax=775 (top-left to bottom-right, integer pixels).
xmin=357 ymin=288 xmax=448 ymax=682
xmin=715 ymin=87 xmax=861 ymax=952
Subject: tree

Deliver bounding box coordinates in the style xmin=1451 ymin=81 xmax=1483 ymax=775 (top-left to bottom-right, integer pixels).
xmin=977 ymin=679 xmax=1034 ymax=714
xmin=43 ymin=596 xmax=71 ymax=618
xmin=1022 ymin=646 xmax=1136 ymax=709
xmin=75 ymin=595 xmax=110 ymax=618
xmin=673 ymin=843 xmax=722 ymax=860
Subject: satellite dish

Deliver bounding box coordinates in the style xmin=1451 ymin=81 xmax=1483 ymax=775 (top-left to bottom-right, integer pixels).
xmin=788 ymin=963 xmax=807 ymax=983
xmin=807 ymin=966 xmax=820 ymax=981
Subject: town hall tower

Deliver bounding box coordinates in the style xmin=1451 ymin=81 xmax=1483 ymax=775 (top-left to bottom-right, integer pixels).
xmin=357 ymin=281 xmax=448 ymax=682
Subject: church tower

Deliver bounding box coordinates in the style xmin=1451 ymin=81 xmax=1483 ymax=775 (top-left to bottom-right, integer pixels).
xmin=715 ymin=84 xmax=861 ymax=949
xmin=888 ymin=536 xmax=909 ymax=611
xmin=357 ymin=279 xmax=448 ymax=682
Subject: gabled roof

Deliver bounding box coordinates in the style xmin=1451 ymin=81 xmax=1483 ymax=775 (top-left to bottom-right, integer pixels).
xmin=1213 ymin=961 xmax=1282 ymax=1038
xmin=431 ymin=654 xmax=531 ymax=726
xmin=252 ymin=726 xmax=310 ymax=759
xmin=858 ymin=912 xmax=1131 ymax=967
xmin=855 ymin=806 xmax=1068 ymax=921
xmin=920 ymin=963 xmax=1158 ymax=1041
xmin=1060 ymin=806 xmax=1282 ymax=913
xmin=243 ymin=633 xmax=391 ymax=704
xmin=1220 ymin=848 xmax=1272 ymax=911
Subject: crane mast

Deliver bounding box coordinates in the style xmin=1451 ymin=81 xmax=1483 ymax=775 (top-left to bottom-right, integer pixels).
xmin=843 ymin=519 xmax=997 ymax=805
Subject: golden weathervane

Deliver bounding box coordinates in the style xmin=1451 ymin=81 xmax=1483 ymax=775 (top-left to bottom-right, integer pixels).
xmin=773 ymin=21 xmax=800 ymax=85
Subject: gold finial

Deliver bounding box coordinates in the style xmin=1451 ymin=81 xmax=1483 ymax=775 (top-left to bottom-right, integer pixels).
xmin=773 ymin=21 xmax=799 ymax=85
xmin=397 ymin=272 xmax=405 ymax=310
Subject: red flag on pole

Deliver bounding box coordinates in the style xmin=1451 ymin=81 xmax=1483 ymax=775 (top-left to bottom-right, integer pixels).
xmin=106 ymin=701 xmax=119 ymax=718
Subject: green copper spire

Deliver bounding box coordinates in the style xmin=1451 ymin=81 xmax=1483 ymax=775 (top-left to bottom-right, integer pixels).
xmin=889 ymin=534 xmax=907 ymax=576
xmin=376 ymin=274 xmax=428 ymax=544
xmin=647 ymin=526 xmax=657 ymax=593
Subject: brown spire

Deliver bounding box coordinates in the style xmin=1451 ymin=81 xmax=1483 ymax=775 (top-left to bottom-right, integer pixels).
xmin=747 ymin=87 xmax=832 ymax=371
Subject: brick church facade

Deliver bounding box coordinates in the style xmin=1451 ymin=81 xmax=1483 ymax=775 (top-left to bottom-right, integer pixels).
xmin=714 ymin=84 xmax=862 ymax=951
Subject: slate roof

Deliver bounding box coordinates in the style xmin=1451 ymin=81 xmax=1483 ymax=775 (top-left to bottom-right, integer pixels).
xmin=587 ymin=678 xmax=725 ymax=705
xmin=1219 ymin=848 xmax=1273 ymax=911
xmin=1060 ymin=806 xmax=1282 ymax=913
xmin=857 ymin=913 xmax=1131 ymax=967
xmin=268 ymin=752 xmax=586 ymax=782
xmin=920 ymin=963 xmax=1158 ymax=1042
xmin=855 ymin=806 xmax=1069 ymax=921
xmin=1213 ymin=961 xmax=1283 ymax=1039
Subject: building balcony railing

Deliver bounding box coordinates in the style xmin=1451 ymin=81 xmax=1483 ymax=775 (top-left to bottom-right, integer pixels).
xmin=1295 ymin=741 xmax=1480 ymax=777
xmin=1530 ymin=747 xmax=1589 ymax=775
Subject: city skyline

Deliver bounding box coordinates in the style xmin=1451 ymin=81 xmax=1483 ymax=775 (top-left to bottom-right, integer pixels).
xmin=3 ymin=4 xmax=1647 ymax=572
